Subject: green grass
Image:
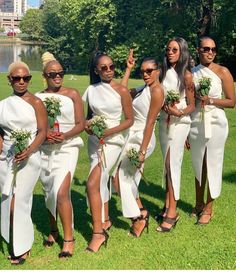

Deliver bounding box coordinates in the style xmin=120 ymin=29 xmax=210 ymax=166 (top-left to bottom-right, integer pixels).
xmin=0 ymin=72 xmax=236 ymax=270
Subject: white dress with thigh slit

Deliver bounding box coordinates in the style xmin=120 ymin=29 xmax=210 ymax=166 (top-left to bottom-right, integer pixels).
xmin=189 ymin=64 xmax=228 ymax=198
xmin=159 ymin=68 xmax=191 ymax=200
xmin=0 ymin=95 xmax=41 ymax=257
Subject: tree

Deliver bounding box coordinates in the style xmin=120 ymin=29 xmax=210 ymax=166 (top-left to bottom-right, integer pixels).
xmin=19 ymin=9 xmax=44 ymax=41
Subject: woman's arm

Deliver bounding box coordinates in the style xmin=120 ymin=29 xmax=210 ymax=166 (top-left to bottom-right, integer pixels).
xmin=139 ymin=85 xmax=164 ymax=161
xmin=15 ymin=97 xmax=47 ymax=161
xmin=0 ymin=129 xmax=3 ymax=154
xmin=103 ymin=85 xmax=134 ymax=138
xmin=54 ymin=89 xmax=85 ymax=143
xmin=120 ymin=49 xmax=135 ymax=88
xmin=204 ymin=66 xmax=235 ymax=108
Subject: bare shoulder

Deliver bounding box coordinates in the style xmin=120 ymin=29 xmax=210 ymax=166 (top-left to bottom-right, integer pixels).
xmin=151 ymin=83 xmax=164 ymax=94
xmin=217 ymin=64 xmax=233 ymax=79
xmin=112 ymin=81 xmax=129 ymax=96
xmin=62 ymin=87 xmax=82 ymax=101
xmin=184 ymin=70 xmax=193 ymax=81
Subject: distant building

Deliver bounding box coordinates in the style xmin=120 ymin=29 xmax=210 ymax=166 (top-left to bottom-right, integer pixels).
xmin=0 ymin=0 xmax=28 ymax=31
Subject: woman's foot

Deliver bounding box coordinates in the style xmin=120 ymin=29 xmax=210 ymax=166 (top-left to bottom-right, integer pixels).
xmin=58 ymin=238 xmax=75 ymax=258
xmin=197 ymin=211 xmax=213 ymax=225
xmin=156 ymin=214 xmax=180 ymax=232
xmin=10 ymin=251 xmax=30 ymax=265
xmin=129 ymin=211 xmax=149 ymax=238
xmin=190 ymin=203 xmax=205 ymax=218
xmin=85 ymin=230 xmax=109 ymax=253
xmin=102 ymin=219 xmax=113 ymax=231
xmin=155 ymin=206 xmax=168 ymax=221
xmin=43 ymin=230 xmax=59 ymax=247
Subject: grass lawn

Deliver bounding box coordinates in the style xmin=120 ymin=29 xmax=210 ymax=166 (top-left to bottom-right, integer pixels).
xmin=0 ymin=72 xmax=236 ymax=270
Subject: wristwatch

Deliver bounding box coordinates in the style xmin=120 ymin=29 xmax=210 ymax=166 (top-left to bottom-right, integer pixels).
xmin=209 ymin=98 xmax=214 ymax=105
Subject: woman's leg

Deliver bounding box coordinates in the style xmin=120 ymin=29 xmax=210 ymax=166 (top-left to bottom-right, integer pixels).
xmin=86 ymin=165 xmax=106 ymax=252
xmin=44 ymin=210 xmax=58 ymax=246
xmin=158 ymin=150 xmax=178 ymax=230
xmin=193 ymin=152 xmax=207 ymax=213
xmin=57 ymin=172 xmax=74 ymax=255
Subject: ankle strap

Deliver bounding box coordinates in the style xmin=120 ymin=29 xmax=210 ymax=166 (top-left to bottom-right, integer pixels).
xmin=93 ymin=229 xmax=108 ymax=237
xmin=63 ymin=238 xmax=75 ymax=243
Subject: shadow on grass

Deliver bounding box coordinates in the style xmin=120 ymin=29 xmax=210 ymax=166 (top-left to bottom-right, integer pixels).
xmin=138 ymin=179 xmax=193 ymax=217
xmin=223 ymin=171 xmax=236 ymax=183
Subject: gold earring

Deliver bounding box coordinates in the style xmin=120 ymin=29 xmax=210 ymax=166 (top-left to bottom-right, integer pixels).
xmin=43 ymin=78 xmax=47 ymax=89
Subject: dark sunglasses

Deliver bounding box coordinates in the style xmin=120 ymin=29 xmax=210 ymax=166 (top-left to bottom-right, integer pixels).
xmin=200 ymin=47 xmax=217 ymax=54
xmin=99 ymin=64 xmax=115 ymax=72
xmin=45 ymin=71 xmax=65 ymax=79
xmin=166 ymin=47 xmax=179 ymax=54
xmin=11 ymin=75 xmax=32 ymax=83
xmin=140 ymin=68 xmax=158 ymax=75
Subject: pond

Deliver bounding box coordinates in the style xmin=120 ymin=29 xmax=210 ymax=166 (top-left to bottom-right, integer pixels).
xmin=0 ymin=43 xmax=43 ymax=72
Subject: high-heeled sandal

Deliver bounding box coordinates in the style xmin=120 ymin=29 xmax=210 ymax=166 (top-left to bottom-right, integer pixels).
xmin=85 ymin=229 xmax=109 ymax=253
xmin=10 ymin=251 xmax=30 ymax=265
xmin=197 ymin=211 xmax=213 ymax=225
xmin=103 ymin=219 xmax=113 ymax=231
xmin=156 ymin=214 xmax=180 ymax=233
xmin=155 ymin=206 xmax=169 ymax=222
xmin=129 ymin=211 xmax=149 ymax=238
xmin=43 ymin=229 xmax=59 ymax=247
xmin=190 ymin=204 xmax=205 ymax=218
xmin=58 ymin=238 xmax=75 ymax=258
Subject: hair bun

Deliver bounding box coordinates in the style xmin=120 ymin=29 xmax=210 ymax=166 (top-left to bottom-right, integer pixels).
xmin=42 ymin=52 xmax=56 ymax=68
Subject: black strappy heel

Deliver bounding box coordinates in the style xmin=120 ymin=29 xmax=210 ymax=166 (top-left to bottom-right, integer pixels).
xmin=85 ymin=229 xmax=109 ymax=253
xmin=129 ymin=210 xmax=149 ymax=238
xmin=43 ymin=229 xmax=59 ymax=247
xmin=58 ymin=238 xmax=75 ymax=258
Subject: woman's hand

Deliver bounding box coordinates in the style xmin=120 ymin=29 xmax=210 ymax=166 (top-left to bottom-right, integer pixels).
xmin=14 ymin=146 xmax=32 ymax=163
xmin=195 ymin=94 xmax=210 ymax=105
xmin=127 ymin=49 xmax=135 ymax=70
xmin=85 ymin=120 xmax=93 ymax=135
xmin=46 ymin=130 xmax=56 ymax=144
xmin=52 ymin=132 xmax=65 ymax=143
xmin=163 ymin=104 xmax=182 ymax=117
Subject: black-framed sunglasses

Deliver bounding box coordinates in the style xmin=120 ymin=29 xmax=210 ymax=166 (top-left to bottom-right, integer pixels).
xmin=140 ymin=68 xmax=158 ymax=76
xmin=10 ymin=75 xmax=32 ymax=83
xmin=99 ymin=64 xmax=116 ymax=72
xmin=200 ymin=47 xmax=217 ymax=54
xmin=45 ymin=71 xmax=65 ymax=79
xmin=166 ymin=47 xmax=179 ymax=54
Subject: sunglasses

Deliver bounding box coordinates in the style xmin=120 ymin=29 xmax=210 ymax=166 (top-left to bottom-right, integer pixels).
xmin=11 ymin=75 xmax=32 ymax=83
xmin=166 ymin=48 xmax=179 ymax=54
xmin=99 ymin=64 xmax=115 ymax=72
xmin=140 ymin=68 xmax=158 ymax=75
xmin=45 ymin=71 xmax=65 ymax=79
xmin=200 ymin=47 xmax=217 ymax=54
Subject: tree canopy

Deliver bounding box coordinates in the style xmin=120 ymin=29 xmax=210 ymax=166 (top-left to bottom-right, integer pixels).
xmin=19 ymin=0 xmax=236 ymax=77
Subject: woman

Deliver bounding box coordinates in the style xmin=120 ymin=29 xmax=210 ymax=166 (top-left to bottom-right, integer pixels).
xmin=113 ymin=50 xmax=164 ymax=237
xmin=36 ymin=52 xmax=85 ymax=258
xmin=189 ymin=36 xmax=235 ymax=224
xmin=0 ymin=61 xmax=47 ymax=264
xmin=156 ymin=37 xmax=195 ymax=232
xmin=83 ymin=51 xmax=133 ymax=252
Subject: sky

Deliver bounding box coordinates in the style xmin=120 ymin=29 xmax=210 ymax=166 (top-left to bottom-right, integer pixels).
xmin=28 ymin=0 xmax=40 ymax=7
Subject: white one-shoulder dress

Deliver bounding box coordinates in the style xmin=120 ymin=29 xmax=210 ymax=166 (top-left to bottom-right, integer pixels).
xmin=82 ymin=82 xmax=125 ymax=222
xmin=159 ymin=68 xmax=191 ymax=200
xmin=36 ymin=93 xmax=84 ymax=219
xmin=189 ymin=64 xmax=228 ymax=198
xmin=115 ymin=85 xmax=156 ymax=218
xmin=0 ymin=95 xmax=41 ymax=257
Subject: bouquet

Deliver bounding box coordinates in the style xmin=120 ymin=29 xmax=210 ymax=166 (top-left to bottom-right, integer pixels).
xmin=10 ymin=129 xmax=31 ymax=155
xmin=127 ymin=148 xmax=149 ymax=185
xmin=90 ymin=115 xmax=108 ymax=168
xmin=43 ymin=96 xmax=61 ymax=129
xmin=197 ymin=77 xmax=212 ymax=120
xmin=10 ymin=129 xmax=31 ymax=188
xmin=165 ymin=90 xmax=180 ymax=130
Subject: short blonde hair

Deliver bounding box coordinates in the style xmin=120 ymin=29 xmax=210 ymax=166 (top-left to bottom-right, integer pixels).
xmin=8 ymin=61 xmax=30 ymax=74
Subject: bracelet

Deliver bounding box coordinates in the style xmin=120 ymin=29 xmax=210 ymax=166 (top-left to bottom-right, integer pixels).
xmin=139 ymin=150 xmax=146 ymax=156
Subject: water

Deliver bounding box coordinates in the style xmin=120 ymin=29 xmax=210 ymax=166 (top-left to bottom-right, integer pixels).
xmin=0 ymin=43 xmax=42 ymax=72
